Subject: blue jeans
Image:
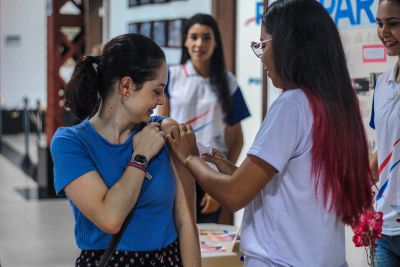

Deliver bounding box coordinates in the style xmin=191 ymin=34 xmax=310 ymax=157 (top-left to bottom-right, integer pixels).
xmin=376 ymin=234 xmax=400 ymax=267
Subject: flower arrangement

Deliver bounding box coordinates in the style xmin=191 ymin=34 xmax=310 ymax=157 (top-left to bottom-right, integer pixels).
xmin=352 ymin=210 xmax=383 ymax=267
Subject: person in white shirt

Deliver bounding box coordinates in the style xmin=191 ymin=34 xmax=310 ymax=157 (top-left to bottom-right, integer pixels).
xmin=159 ymin=14 xmax=250 ymax=223
xmin=166 ymin=0 xmax=373 ymax=266
xmin=369 ymin=0 xmax=400 ymax=265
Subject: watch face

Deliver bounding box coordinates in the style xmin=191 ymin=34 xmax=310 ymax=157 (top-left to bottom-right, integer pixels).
xmin=134 ymin=154 xmax=148 ymax=164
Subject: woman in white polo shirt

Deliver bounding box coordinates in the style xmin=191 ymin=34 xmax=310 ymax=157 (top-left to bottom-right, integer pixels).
xmin=159 ymin=13 xmax=250 ymax=223
xmin=369 ymin=0 xmax=400 ymax=265
xmin=166 ymin=1 xmax=373 ymax=266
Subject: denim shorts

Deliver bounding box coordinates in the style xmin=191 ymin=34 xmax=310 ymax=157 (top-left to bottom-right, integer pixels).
xmin=376 ymin=234 xmax=400 ymax=267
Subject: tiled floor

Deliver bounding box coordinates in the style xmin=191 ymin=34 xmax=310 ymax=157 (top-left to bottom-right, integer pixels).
xmin=0 ymin=140 xmax=79 ymax=266
xmin=0 ymin=135 xmax=369 ymax=266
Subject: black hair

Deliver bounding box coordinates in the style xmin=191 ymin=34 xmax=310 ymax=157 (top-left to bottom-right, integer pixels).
xmin=180 ymin=13 xmax=233 ymax=122
xmin=65 ymin=33 xmax=166 ymax=120
xmin=263 ymin=0 xmax=372 ymax=224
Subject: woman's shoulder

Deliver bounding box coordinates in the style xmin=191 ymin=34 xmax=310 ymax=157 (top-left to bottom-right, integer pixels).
xmin=51 ymin=120 xmax=90 ymax=149
xmin=375 ymin=66 xmax=397 ymax=89
xmin=150 ymin=116 xmax=177 ymax=133
xmin=272 ymin=89 xmax=309 ymax=112
xmin=225 ymin=71 xmax=240 ymax=94
xmin=150 ymin=115 xmax=167 ymax=123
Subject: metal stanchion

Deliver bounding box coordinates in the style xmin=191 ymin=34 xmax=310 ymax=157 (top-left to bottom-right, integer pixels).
xmin=22 ymin=97 xmax=30 ymax=163
xmin=0 ymin=91 xmax=3 ymax=151
xmin=37 ymin=99 xmax=48 ymax=193
xmin=36 ymin=100 xmax=43 ymax=141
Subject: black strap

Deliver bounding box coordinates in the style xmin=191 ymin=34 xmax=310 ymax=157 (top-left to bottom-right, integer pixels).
xmin=97 ymin=210 xmax=134 ymax=267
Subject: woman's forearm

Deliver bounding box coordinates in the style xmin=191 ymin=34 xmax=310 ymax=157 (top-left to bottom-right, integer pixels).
xmin=225 ymin=124 xmax=244 ymax=163
xmin=185 ymin=155 xmax=276 ymax=212
xmin=102 ymin=167 xmax=145 ymax=233
xmin=370 ymin=151 xmax=379 ymax=182
xmin=65 ymin=166 xmax=146 ymax=235
xmin=184 ymin=155 xmax=237 ymax=211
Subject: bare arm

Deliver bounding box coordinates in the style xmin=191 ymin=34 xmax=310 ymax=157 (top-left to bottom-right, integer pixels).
xmin=64 ymin=123 xmax=165 ymax=234
xmin=224 ymin=123 xmax=244 ymax=163
xmin=370 ymin=151 xmax=379 ymax=182
xmin=167 ymin=124 xmax=277 ymax=212
xmin=185 ymin=155 xmax=276 ymax=212
xmin=162 ymin=118 xmax=201 ymax=267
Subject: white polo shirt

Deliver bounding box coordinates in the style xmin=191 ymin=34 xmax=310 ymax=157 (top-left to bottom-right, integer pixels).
xmin=243 ymin=89 xmax=346 ymax=267
xmin=166 ymin=60 xmax=250 ymax=154
xmin=370 ymin=62 xmax=400 ymax=236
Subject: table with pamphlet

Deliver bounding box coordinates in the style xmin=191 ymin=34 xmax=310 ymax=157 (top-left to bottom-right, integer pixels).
xmin=197 ymin=223 xmax=243 ymax=267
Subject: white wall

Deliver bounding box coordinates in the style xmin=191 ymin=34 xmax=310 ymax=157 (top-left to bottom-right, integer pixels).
xmin=0 ymin=0 xmax=46 ymax=109
xmin=234 ymin=0 xmax=265 ymax=226
xmin=107 ymin=0 xmax=212 ymax=65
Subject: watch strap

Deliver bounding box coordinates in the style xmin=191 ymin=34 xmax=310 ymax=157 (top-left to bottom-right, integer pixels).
xmin=127 ymin=161 xmax=147 ymax=173
xmin=128 ymin=155 xmax=152 ymax=180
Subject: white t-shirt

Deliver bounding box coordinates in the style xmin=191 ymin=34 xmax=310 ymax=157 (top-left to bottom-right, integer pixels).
xmin=370 ymin=62 xmax=400 ymax=236
xmin=166 ymin=61 xmax=250 ymax=154
xmin=243 ymin=89 xmax=346 ymax=267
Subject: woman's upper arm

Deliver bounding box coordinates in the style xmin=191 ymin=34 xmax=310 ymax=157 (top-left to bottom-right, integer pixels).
xmin=51 ymin=131 xmax=109 ymax=225
xmin=161 ymin=117 xmax=178 ymax=135
xmin=224 ymin=123 xmax=244 ymax=163
xmin=162 ymin=118 xmax=196 ymax=221
xmin=171 ymin=153 xmax=196 ymax=224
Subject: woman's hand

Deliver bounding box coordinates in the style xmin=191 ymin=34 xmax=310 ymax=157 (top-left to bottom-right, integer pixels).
xmin=133 ymin=122 xmax=165 ymax=160
xmin=200 ymin=193 xmax=220 ymax=214
xmin=167 ymin=124 xmax=199 ymax=164
xmin=201 ymin=148 xmax=237 ymax=175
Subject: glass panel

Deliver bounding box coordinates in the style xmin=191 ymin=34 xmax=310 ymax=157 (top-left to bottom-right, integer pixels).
xmin=168 ymin=19 xmax=183 ymax=47
xmin=128 ymin=0 xmax=140 ymax=6
xmin=153 ymin=21 xmax=166 ymax=47
xmin=128 ymin=23 xmax=138 ymax=33
xmin=140 ymin=22 xmax=152 ymax=38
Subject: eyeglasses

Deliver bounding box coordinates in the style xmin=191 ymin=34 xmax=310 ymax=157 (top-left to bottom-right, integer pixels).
xmin=250 ymin=39 xmax=272 ymax=58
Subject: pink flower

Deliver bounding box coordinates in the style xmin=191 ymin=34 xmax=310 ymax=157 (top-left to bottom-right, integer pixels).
xmin=352 ymin=210 xmax=383 ymax=267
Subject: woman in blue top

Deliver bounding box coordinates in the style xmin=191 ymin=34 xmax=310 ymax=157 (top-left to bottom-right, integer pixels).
xmin=51 ymin=33 xmax=200 ymax=266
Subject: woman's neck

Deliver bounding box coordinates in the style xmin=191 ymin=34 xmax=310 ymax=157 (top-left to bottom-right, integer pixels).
xmin=396 ymin=59 xmax=400 ymax=84
xmin=90 ymin=103 xmax=136 ymax=144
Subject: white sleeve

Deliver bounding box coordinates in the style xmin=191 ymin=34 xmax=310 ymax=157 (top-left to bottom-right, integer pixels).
xmin=248 ymin=93 xmax=310 ymax=172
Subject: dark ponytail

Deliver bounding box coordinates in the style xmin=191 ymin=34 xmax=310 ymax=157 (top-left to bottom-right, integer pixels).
xmin=65 ymin=56 xmax=101 ymax=121
xmin=65 ymin=33 xmax=165 ymax=121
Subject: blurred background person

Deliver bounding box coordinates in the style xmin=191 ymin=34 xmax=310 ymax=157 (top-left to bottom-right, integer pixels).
xmin=369 ymin=0 xmax=400 ymax=265
xmin=159 ymin=13 xmax=250 ymax=224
